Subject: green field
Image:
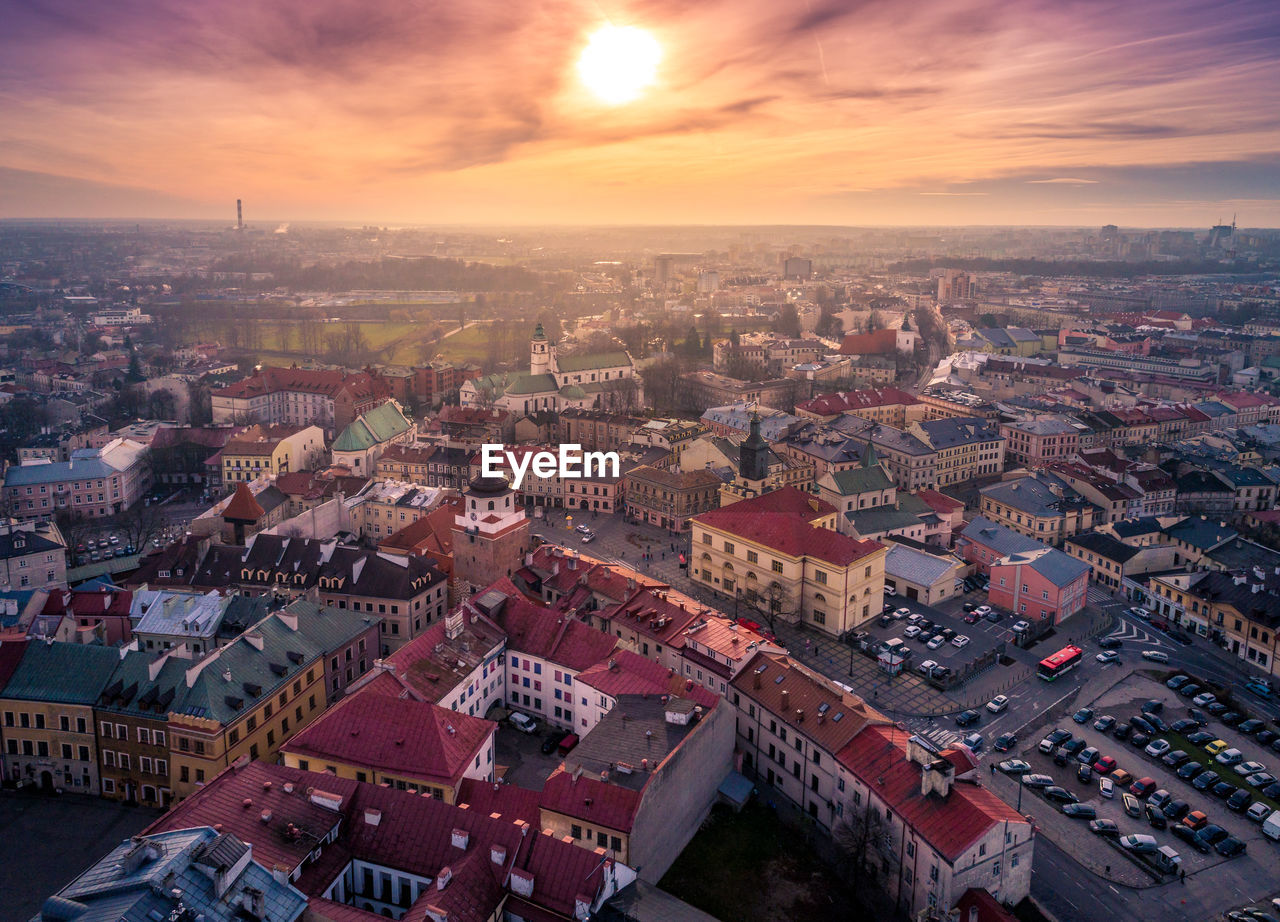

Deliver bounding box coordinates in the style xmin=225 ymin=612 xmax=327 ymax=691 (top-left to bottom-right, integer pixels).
xmin=244 ymin=320 xmax=438 ymax=365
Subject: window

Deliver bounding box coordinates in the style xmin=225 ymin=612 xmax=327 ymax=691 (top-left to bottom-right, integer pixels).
xmin=814 ymin=569 xmax=827 ymax=585
xmin=772 ymin=560 xmax=784 ymax=574
xmin=747 ymin=550 xmax=758 ymax=564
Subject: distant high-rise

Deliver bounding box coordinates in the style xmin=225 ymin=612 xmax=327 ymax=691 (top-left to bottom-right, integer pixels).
xmin=782 ymin=256 xmax=812 ymax=280
xmin=937 ymin=269 xmax=976 ymax=303
xmin=236 ymin=198 xmax=243 ymax=230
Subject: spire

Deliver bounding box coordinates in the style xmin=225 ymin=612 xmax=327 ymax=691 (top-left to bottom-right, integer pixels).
xmin=739 ymin=410 xmax=770 ymax=483
xmin=861 ymin=440 xmax=878 ymax=469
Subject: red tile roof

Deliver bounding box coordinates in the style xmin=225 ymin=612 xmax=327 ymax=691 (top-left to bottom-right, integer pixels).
xmin=914 ymin=489 xmax=965 ymax=514
xmin=280 ymin=690 xmax=495 ymax=789
xmin=836 ymin=725 xmax=1028 ymax=863
xmin=456 ymin=777 xmax=543 ymax=826
xmin=575 ymin=649 xmax=719 ymax=709
xmin=490 ymin=594 xmax=617 ymax=671
xmin=223 ymin=481 xmax=266 ymax=520
xmin=379 ymin=604 xmax=506 ymax=703
xmin=797 ymin=387 xmax=919 ymax=417
xmin=539 ymin=767 xmax=642 ymax=832
xmin=838 ymin=328 xmax=898 ymax=355
xmin=956 ymin=888 xmax=1020 ymax=922
xmin=692 ymin=487 xmax=883 ymax=566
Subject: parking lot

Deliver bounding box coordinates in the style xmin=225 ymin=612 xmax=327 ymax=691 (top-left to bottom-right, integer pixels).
xmin=1000 ymin=668 xmax=1280 ymax=901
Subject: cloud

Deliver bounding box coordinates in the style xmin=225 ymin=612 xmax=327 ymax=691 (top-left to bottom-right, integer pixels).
xmin=1026 ymin=178 xmax=1101 ymax=184
xmin=918 ymin=192 xmax=989 ymax=196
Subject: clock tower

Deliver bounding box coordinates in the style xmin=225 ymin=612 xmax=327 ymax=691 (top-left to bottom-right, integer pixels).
xmin=452 ymin=475 xmax=531 ymax=589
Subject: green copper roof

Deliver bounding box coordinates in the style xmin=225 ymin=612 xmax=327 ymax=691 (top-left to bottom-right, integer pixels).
xmin=333 ymin=400 xmax=411 ymax=452
xmin=504 ymin=372 xmax=559 ymax=395
xmin=825 ymin=464 xmax=893 ymax=496
xmin=2 ymin=641 xmax=121 ymax=705
xmin=532 ymin=322 xmax=547 ymax=341
xmin=559 ymin=384 xmax=587 ymax=399
xmin=555 ymin=351 xmax=632 ymax=373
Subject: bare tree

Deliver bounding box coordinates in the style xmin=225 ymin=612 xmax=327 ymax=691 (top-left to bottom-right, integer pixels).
xmin=114 ymin=499 xmax=170 ymax=553
xmin=833 ymin=799 xmax=897 ymax=888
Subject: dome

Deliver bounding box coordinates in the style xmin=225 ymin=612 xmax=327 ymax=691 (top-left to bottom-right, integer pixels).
xmin=467 ymin=475 xmax=512 ymax=495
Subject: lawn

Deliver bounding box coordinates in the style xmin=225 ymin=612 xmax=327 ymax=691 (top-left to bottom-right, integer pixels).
xmin=246 ymin=320 xmax=436 ymax=365
xmin=659 ymin=803 xmax=872 ymax=922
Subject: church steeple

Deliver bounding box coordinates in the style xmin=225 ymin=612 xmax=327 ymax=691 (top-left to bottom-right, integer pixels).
xmin=740 ymin=411 xmax=770 ymax=483
xmin=530 ymin=321 xmax=552 ymax=375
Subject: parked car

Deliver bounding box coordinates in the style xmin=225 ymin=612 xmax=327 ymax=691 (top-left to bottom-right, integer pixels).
xmin=509 ymin=712 xmax=539 ymax=734
xmin=1166 ymin=675 xmax=1191 ymax=690
xmin=1212 ymin=781 xmax=1237 ymax=800
xmin=1233 ymin=760 xmax=1267 ymax=777
xmin=917 ymin=659 xmax=938 ymax=675
xmin=927 ymin=636 xmax=945 ymax=649
xmin=1043 ymin=728 xmax=1072 ymax=747
xmin=1246 ymin=772 xmax=1275 ymax=788
xmin=1207 ymin=701 xmax=1229 ymax=716
xmin=1089 ymin=818 xmax=1120 ymax=836
xmin=1193 ymin=692 xmax=1218 ymax=707
xmin=541 ymin=731 xmax=568 ymax=754
xmin=1095 ymin=651 xmax=1120 ymax=664
xmin=1144 ymin=739 xmax=1171 ymax=758
xmin=1179 ymin=683 xmax=1202 ymax=697
xmin=1145 ymin=804 xmax=1167 ymax=829
xmin=1227 ymin=789 xmax=1252 ymax=812
xmin=994 ymin=733 xmax=1018 ymax=752
xmin=1073 ymin=707 xmax=1094 ymax=724
xmin=1146 ymin=715 xmax=1169 ymax=732
xmin=1181 ymin=810 xmax=1209 ymax=830
xmin=1246 ymin=802 xmax=1272 ymax=823
xmin=1011 ymin=620 xmax=1030 ymax=633
xmin=1078 ymin=746 xmax=1100 ymax=765
xmin=1122 ymin=793 xmax=1142 ymax=817
xmin=1256 ymin=730 xmax=1277 ymax=746
xmin=1192 ymin=770 xmax=1221 ymax=791
xmin=1119 ymin=834 xmax=1159 ymax=853
xmin=1188 ymin=708 xmax=1209 ymax=727
xmin=1176 ymin=761 xmax=1203 ymax=781
xmin=1238 ymin=718 xmax=1266 ymax=735
xmin=1077 ymin=763 xmax=1093 ymax=784
xmin=1141 ymin=699 xmax=1164 ymax=714
xmin=1186 ymin=730 xmax=1214 ymax=745
xmin=1063 ymin=738 xmax=1086 ymax=756
xmin=1022 ymin=774 xmax=1054 ymax=788
xmin=1163 ymin=799 xmax=1191 ymax=822
xmin=1149 ymin=789 xmax=1173 ymax=810
xmin=893 ymin=607 xmax=910 ymax=619
xmin=1215 ymin=748 xmax=1245 ymax=766
xmin=986 ymin=695 xmax=1009 ymax=713
xmin=903 ymin=625 xmax=922 ymax=639
xmin=1113 ymin=724 xmax=1131 ymax=742
xmin=1099 ymin=777 xmax=1115 ymax=799
xmin=1141 ymin=650 xmax=1169 ymax=663
xmin=1170 ymin=718 xmax=1199 ymax=734
xmin=1130 ymin=777 xmax=1157 ymax=797
xmin=1094 ymin=756 xmax=1117 ymax=774
xmin=1094 ymin=715 xmax=1116 ymax=732
xmin=962 ymin=733 xmax=984 ymax=752
xmin=1196 ymin=824 xmax=1230 ymax=848
xmin=1130 ymin=731 xmax=1150 ymax=748
xmin=975 ymin=605 xmax=992 ymax=617
xmin=951 ymin=634 xmax=970 ymax=649
xmin=1221 ymin=711 xmax=1244 ymax=727
xmin=1205 ymin=739 xmax=1230 ymax=756
xmin=1130 ymin=715 xmax=1155 ymax=734
xmin=1063 ymin=803 xmax=1096 ymax=819
xmin=1043 ymin=786 xmax=1078 ymax=804
xmin=1161 ymin=750 xmax=1189 ymax=768
xmin=1110 ymin=768 xmax=1134 ymax=787
xmin=999 ymin=759 xmax=1031 ymax=775
xmin=1216 ymin=837 xmax=1247 ymax=857
xmin=1170 ymin=823 xmax=1199 ymax=846
xmin=1053 ymin=749 xmax=1070 ymax=767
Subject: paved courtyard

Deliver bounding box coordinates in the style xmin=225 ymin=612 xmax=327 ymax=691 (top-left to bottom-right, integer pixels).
xmin=0 ymin=791 xmax=161 ymax=919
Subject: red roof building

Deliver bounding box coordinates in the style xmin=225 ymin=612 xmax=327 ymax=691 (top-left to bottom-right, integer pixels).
xmin=838 ymin=328 xmax=899 ymax=356
xmin=836 ymin=726 xmax=1032 ymax=916
xmin=145 ymin=760 xmax=637 ymax=922
xmin=279 ymin=688 xmax=497 ymax=803
xmin=795 ymin=387 xmax=920 ymax=426
xmin=41 ymin=588 xmax=134 ymax=646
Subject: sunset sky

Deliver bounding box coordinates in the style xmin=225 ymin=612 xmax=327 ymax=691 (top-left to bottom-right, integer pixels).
xmin=2 ymin=0 xmax=1279 ymax=226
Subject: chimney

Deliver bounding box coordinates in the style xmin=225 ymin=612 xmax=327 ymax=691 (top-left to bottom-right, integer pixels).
xmin=451 ymin=828 xmax=469 ymax=850
xmin=364 ymin=808 xmax=382 ymax=827
xmin=509 ymin=868 xmax=535 ymax=898
xmin=436 ymin=866 xmax=453 ymax=890
xmin=780 ymin=689 xmax=790 ymax=711
xmin=575 ymin=895 xmax=593 ymax=921
xmin=490 ymin=844 xmax=507 ymax=866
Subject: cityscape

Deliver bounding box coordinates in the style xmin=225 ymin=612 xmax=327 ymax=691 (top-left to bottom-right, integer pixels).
xmin=4 ymin=4 xmax=1280 ymax=922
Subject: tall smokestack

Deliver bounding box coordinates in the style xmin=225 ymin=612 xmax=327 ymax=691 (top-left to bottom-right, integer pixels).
xmin=237 ymin=199 xmax=243 ymax=230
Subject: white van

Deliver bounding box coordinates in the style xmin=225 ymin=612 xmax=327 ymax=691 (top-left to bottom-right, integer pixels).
xmin=1264 ymin=810 xmax=1280 ymax=841
xmin=1141 ymin=650 xmax=1170 ymax=663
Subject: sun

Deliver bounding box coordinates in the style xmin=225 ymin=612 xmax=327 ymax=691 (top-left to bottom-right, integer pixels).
xmin=577 ymin=25 xmax=662 ymax=105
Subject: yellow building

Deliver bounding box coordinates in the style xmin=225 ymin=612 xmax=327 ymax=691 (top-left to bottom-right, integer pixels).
xmin=164 ymin=602 xmax=374 ymax=800
xmin=280 ymin=691 xmax=496 ymax=803
xmin=220 ymin=424 xmax=326 ymax=484
xmin=690 ymin=487 xmax=887 ymax=637
xmin=1150 ymin=568 xmax=1278 ymax=677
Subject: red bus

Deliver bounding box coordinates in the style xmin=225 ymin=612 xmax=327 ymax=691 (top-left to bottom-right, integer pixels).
xmin=1037 ymin=645 xmax=1084 ymax=681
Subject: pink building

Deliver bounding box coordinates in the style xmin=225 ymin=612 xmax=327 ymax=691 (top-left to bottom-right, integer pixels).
xmin=999 ymin=417 xmax=1080 ymax=468
xmin=988 ymin=547 xmax=1090 ymax=626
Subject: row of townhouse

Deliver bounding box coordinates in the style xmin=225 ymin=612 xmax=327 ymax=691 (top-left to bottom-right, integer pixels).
xmin=0 ymin=599 xmax=378 ymax=807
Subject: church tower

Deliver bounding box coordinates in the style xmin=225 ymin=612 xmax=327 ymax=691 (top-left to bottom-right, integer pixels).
xmin=530 ymin=322 xmax=552 ymax=376
xmin=719 ymin=410 xmax=773 ymax=506
xmin=452 ymin=475 xmax=531 ymax=589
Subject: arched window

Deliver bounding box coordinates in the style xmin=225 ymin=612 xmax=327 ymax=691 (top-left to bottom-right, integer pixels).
xmin=488 ymin=500 xmax=495 ymax=511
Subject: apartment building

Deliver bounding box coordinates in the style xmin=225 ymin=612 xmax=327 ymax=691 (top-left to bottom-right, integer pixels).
xmin=0 ymin=519 xmax=66 ymax=591
xmin=907 ymin=416 xmax=1006 ymax=488
xmin=730 ymin=651 xmax=889 ymax=832
xmin=218 ymin=424 xmax=326 ymax=484
xmin=3 ymin=438 xmax=150 ymax=519
xmin=1000 ymin=416 xmax=1081 ymax=468
xmin=978 ymin=474 xmax=1097 ymax=546
xmin=211 ymin=366 xmax=389 ymax=434
xmin=1 ymin=640 xmax=120 ymax=794
xmin=623 ymin=465 xmax=722 ymax=532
